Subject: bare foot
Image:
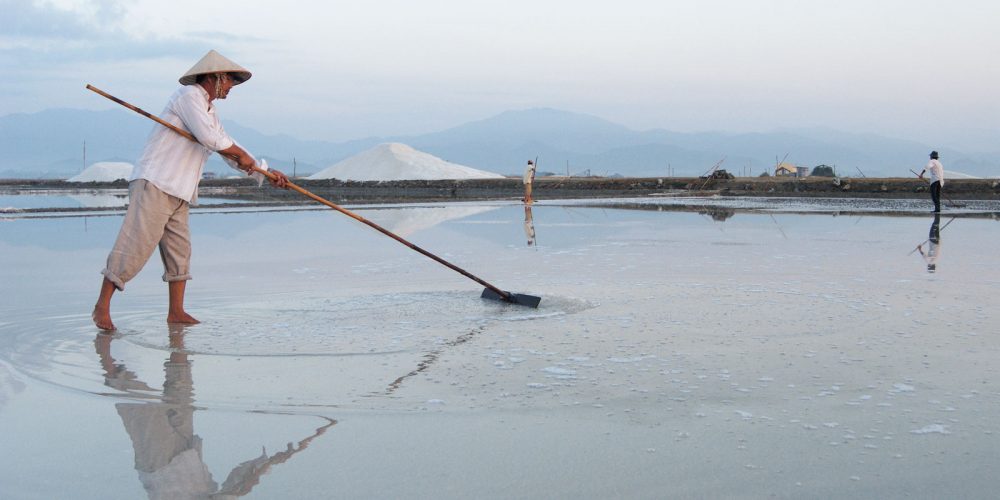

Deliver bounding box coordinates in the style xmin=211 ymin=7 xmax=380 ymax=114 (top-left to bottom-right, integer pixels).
xmin=167 ymin=311 xmax=200 ymax=325
xmin=92 ymin=306 xmax=116 ymax=331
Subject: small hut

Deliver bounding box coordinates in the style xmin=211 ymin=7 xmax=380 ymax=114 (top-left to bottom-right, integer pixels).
xmin=775 ymin=162 xmax=806 ymax=177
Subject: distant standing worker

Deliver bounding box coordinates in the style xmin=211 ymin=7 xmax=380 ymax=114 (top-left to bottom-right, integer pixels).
xmin=919 ymin=150 xmax=945 ymax=213
xmin=523 ymin=159 xmax=537 ymax=204
xmin=92 ymin=50 xmax=289 ymax=331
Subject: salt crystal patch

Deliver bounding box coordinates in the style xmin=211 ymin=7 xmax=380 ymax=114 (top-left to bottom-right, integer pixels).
xmin=910 ymin=424 xmax=951 ymax=435
xmin=542 ymin=367 xmax=577 ymax=376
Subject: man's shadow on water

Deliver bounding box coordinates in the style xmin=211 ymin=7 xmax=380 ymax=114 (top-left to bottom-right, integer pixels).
xmin=94 ymin=328 xmax=335 ymax=498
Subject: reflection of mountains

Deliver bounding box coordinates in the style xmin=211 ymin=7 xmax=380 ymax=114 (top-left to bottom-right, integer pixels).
xmin=365 ymin=205 xmax=499 ymax=237
xmin=569 ymin=200 xmax=1000 ymax=219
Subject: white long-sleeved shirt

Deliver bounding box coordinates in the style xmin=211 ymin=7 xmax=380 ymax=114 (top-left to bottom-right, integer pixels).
xmin=523 ymin=163 xmax=536 ymax=184
xmin=131 ymin=85 xmax=251 ymax=203
xmin=924 ymin=159 xmax=945 ymax=186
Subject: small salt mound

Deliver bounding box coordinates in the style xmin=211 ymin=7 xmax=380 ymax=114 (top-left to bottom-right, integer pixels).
xmin=67 ymin=162 xmax=133 ymax=182
xmin=308 ymin=143 xmax=503 ymax=181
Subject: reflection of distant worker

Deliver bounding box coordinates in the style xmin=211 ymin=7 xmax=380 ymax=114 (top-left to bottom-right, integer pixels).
xmin=918 ymin=151 xmax=945 ymax=213
xmin=523 ymin=160 xmax=537 ymax=204
xmin=917 ymin=214 xmax=942 ymax=273
xmin=523 ymin=205 xmax=536 ymax=247
xmin=95 ymin=329 xmax=334 ymax=498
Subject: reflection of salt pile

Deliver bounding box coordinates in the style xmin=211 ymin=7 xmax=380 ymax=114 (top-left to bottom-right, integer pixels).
xmin=67 ymin=193 xmax=130 ymax=208
xmin=367 ymin=205 xmax=498 ymax=237
xmin=308 ymin=143 xmax=503 ymax=181
xmin=67 ymin=162 xmax=133 ymax=182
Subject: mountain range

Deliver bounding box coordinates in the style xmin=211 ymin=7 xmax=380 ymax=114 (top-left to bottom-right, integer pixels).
xmin=1 ymin=107 xmax=997 ymax=179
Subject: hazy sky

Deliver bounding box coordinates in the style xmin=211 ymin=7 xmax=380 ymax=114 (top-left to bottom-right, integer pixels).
xmin=3 ymin=0 xmax=998 ymax=150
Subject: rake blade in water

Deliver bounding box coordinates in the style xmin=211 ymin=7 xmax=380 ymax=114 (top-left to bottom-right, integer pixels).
xmin=481 ymin=288 xmax=541 ymax=308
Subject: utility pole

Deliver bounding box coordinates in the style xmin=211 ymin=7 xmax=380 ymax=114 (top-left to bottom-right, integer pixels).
xmin=82 ymin=140 xmax=86 ymax=172
xmin=293 ymin=157 xmax=297 ymax=178
xmin=775 ymin=153 xmax=789 ymax=176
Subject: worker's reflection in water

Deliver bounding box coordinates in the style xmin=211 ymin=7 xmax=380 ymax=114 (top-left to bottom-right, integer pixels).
xmin=917 ymin=214 xmax=943 ymax=273
xmin=94 ymin=328 xmax=334 ymax=499
xmin=523 ymin=204 xmax=536 ymax=247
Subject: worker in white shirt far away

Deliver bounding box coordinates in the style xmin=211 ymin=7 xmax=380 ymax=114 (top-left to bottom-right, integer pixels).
xmin=919 ymin=150 xmax=945 ymax=213
xmin=523 ymin=159 xmax=537 ymax=204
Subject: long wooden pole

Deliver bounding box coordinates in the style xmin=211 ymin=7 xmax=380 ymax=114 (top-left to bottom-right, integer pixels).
xmin=86 ymin=84 xmax=517 ymax=303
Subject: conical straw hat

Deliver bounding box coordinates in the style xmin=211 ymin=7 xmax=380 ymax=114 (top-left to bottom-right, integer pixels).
xmin=178 ymin=50 xmax=252 ymax=86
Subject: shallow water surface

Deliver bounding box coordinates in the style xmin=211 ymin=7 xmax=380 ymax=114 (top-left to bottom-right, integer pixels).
xmin=0 ymin=189 xmax=253 ymax=211
xmin=1 ymin=197 xmax=999 ymax=498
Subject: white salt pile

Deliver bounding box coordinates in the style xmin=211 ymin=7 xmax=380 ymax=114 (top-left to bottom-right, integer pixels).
xmin=66 ymin=162 xmax=133 ymax=182
xmin=943 ymin=170 xmax=980 ymax=179
xmin=308 ymin=143 xmax=503 ymax=181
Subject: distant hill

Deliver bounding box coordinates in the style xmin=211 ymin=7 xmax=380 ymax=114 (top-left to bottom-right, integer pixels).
xmin=408 ymin=110 xmax=998 ymax=177
xmin=0 ymin=108 xmax=148 ymax=178
xmin=2 ymin=107 xmax=997 ymax=179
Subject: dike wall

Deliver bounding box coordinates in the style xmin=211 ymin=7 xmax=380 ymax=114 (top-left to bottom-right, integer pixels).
xmin=5 ymin=176 xmax=1000 ymax=204
xmin=235 ymin=176 xmax=1000 ymax=203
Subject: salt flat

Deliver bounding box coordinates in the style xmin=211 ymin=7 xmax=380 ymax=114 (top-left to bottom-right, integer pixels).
xmin=1 ymin=197 xmax=998 ymax=499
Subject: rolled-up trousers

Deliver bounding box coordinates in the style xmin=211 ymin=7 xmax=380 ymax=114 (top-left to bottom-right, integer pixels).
xmin=102 ymin=179 xmax=192 ymax=291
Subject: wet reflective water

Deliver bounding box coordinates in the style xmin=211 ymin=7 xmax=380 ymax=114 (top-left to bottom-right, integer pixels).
xmin=1 ymin=195 xmax=999 ymax=498
xmin=0 ymin=189 xmax=252 ymax=211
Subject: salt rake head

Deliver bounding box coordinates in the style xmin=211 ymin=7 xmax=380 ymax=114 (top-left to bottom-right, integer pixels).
xmin=481 ymin=288 xmax=542 ymax=308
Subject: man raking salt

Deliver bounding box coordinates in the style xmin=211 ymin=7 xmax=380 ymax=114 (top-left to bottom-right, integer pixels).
xmin=92 ymin=50 xmax=289 ymax=331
